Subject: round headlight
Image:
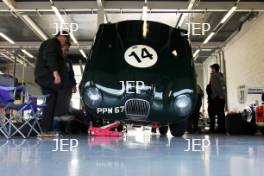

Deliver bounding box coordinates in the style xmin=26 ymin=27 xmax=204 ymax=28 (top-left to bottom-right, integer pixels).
xmin=174 ymin=95 xmax=192 ymax=117
xmin=83 ymin=87 xmax=102 ymax=109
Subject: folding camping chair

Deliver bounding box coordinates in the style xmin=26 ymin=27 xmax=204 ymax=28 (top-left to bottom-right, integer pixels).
xmin=22 ymin=94 xmax=49 ymax=137
xmin=0 ymin=85 xmax=47 ymax=138
xmin=0 ymin=85 xmax=23 ymax=138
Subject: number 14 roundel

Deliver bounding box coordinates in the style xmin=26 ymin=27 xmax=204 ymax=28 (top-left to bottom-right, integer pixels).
xmin=124 ymin=45 xmax=158 ymax=68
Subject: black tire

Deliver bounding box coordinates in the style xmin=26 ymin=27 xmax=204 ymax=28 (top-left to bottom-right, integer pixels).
xmin=169 ymin=120 xmax=187 ymax=137
xmin=226 ymin=113 xmax=246 ymax=134
xmin=260 ymin=127 xmax=264 ymax=135
xmin=246 ymin=124 xmax=258 ymax=135
xmin=117 ymin=124 xmax=124 ymax=132
xmin=159 ymin=126 xmax=168 ymax=135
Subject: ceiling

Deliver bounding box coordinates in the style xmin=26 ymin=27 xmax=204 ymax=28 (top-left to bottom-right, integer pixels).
xmin=0 ymin=0 xmax=263 ymax=65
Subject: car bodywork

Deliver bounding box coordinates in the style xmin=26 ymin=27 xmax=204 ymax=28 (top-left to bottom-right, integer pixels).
xmin=80 ymin=20 xmax=197 ymax=125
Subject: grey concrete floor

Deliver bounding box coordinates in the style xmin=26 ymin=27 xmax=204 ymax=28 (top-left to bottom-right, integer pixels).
xmin=0 ymin=129 xmax=264 ymax=176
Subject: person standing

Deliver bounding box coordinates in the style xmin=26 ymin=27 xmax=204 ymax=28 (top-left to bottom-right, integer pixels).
xmin=187 ymin=84 xmax=204 ymax=133
xmin=194 ymin=85 xmax=204 ymax=132
xmin=54 ymin=41 xmax=77 ymax=133
xmin=34 ymin=31 xmax=70 ymax=137
xmin=206 ymin=83 xmax=214 ymax=133
xmin=209 ymin=64 xmax=226 ymax=133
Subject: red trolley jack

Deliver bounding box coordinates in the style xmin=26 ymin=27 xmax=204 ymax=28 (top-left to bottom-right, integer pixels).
xmin=88 ymin=121 xmax=125 ymax=137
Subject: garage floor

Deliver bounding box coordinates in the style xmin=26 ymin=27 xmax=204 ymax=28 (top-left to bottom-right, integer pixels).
xmin=0 ymin=130 xmax=264 ymax=176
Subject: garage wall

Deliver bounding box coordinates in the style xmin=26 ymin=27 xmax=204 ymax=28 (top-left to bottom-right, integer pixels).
xmin=195 ymin=63 xmax=204 ymax=87
xmin=223 ymin=13 xmax=264 ymax=111
xmin=203 ymin=13 xmax=264 ymax=112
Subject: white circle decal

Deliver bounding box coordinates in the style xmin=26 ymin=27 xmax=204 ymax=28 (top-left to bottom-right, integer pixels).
xmin=124 ymin=45 xmax=158 ymax=68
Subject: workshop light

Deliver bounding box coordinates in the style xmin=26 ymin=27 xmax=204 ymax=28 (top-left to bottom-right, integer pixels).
xmin=2 ymin=0 xmax=16 ymax=11
xmin=51 ymin=5 xmax=65 ymax=23
xmin=21 ymin=49 xmax=34 ymax=58
xmin=142 ymin=4 xmax=148 ymax=21
xmin=80 ymin=49 xmax=87 ymax=59
xmin=142 ymin=1 xmax=148 ymax=38
xmin=3 ymin=0 xmax=48 ymax=41
xmin=13 ymin=56 xmax=24 ymax=65
xmin=0 ymin=53 xmax=14 ymax=62
xmin=203 ymin=32 xmax=215 ymax=44
xmin=193 ymin=49 xmax=200 ymax=58
xmin=0 ymin=33 xmax=15 ymax=44
xmin=177 ymin=15 xmax=185 ymax=27
xmin=2 ymin=50 xmax=26 ymax=65
xmin=22 ymin=15 xmax=48 ymax=40
xmin=142 ymin=20 xmax=148 ymax=38
xmin=18 ymin=54 xmax=34 ymax=67
xmin=51 ymin=4 xmax=79 ymax=44
xmin=178 ymin=0 xmax=196 ymax=27
xmin=16 ymin=58 xmax=24 ymax=65
xmin=187 ymin=0 xmax=196 ymax=10
xmin=220 ymin=5 xmax=237 ymax=24
xmin=201 ymin=48 xmax=213 ymax=52
xmin=70 ymin=31 xmax=78 ymax=44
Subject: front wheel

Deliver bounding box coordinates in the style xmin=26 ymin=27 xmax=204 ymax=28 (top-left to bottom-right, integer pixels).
xmin=169 ymin=120 xmax=187 ymax=137
xmin=159 ymin=126 xmax=168 ymax=135
xmin=260 ymin=127 xmax=264 ymax=135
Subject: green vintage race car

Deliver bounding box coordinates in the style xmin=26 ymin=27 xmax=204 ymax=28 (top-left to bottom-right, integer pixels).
xmin=80 ymin=20 xmax=197 ymax=136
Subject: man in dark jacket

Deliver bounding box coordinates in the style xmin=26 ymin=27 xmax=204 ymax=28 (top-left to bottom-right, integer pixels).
xmin=209 ymin=64 xmax=226 ymax=133
xmin=53 ymin=41 xmax=77 ymax=133
xmin=35 ymin=31 xmax=70 ymax=137
xmin=206 ymin=83 xmax=214 ymax=132
xmin=57 ymin=41 xmax=76 ymax=116
xmin=54 ymin=42 xmax=76 ymax=118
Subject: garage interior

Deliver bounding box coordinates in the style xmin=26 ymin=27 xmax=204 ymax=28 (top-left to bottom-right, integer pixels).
xmin=0 ymin=0 xmax=264 ymax=176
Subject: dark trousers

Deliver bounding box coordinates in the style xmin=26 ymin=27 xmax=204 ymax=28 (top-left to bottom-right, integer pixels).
xmin=55 ymin=88 xmax=73 ymax=116
xmin=209 ymin=98 xmax=226 ymax=132
xmin=36 ymin=78 xmax=60 ymax=132
xmin=208 ymin=103 xmax=214 ymax=131
xmin=193 ymin=100 xmax=202 ymax=131
xmin=54 ymin=87 xmax=73 ymax=134
xmin=188 ymin=97 xmax=202 ymax=132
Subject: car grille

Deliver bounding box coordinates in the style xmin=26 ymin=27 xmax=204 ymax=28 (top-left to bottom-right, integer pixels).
xmin=125 ymin=99 xmax=150 ymax=120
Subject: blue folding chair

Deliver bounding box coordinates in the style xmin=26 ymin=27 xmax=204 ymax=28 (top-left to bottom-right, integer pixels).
xmin=0 ymin=85 xmax=23 ymax=138
xmin=0 ymin=85 xmax=47 ymax=138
